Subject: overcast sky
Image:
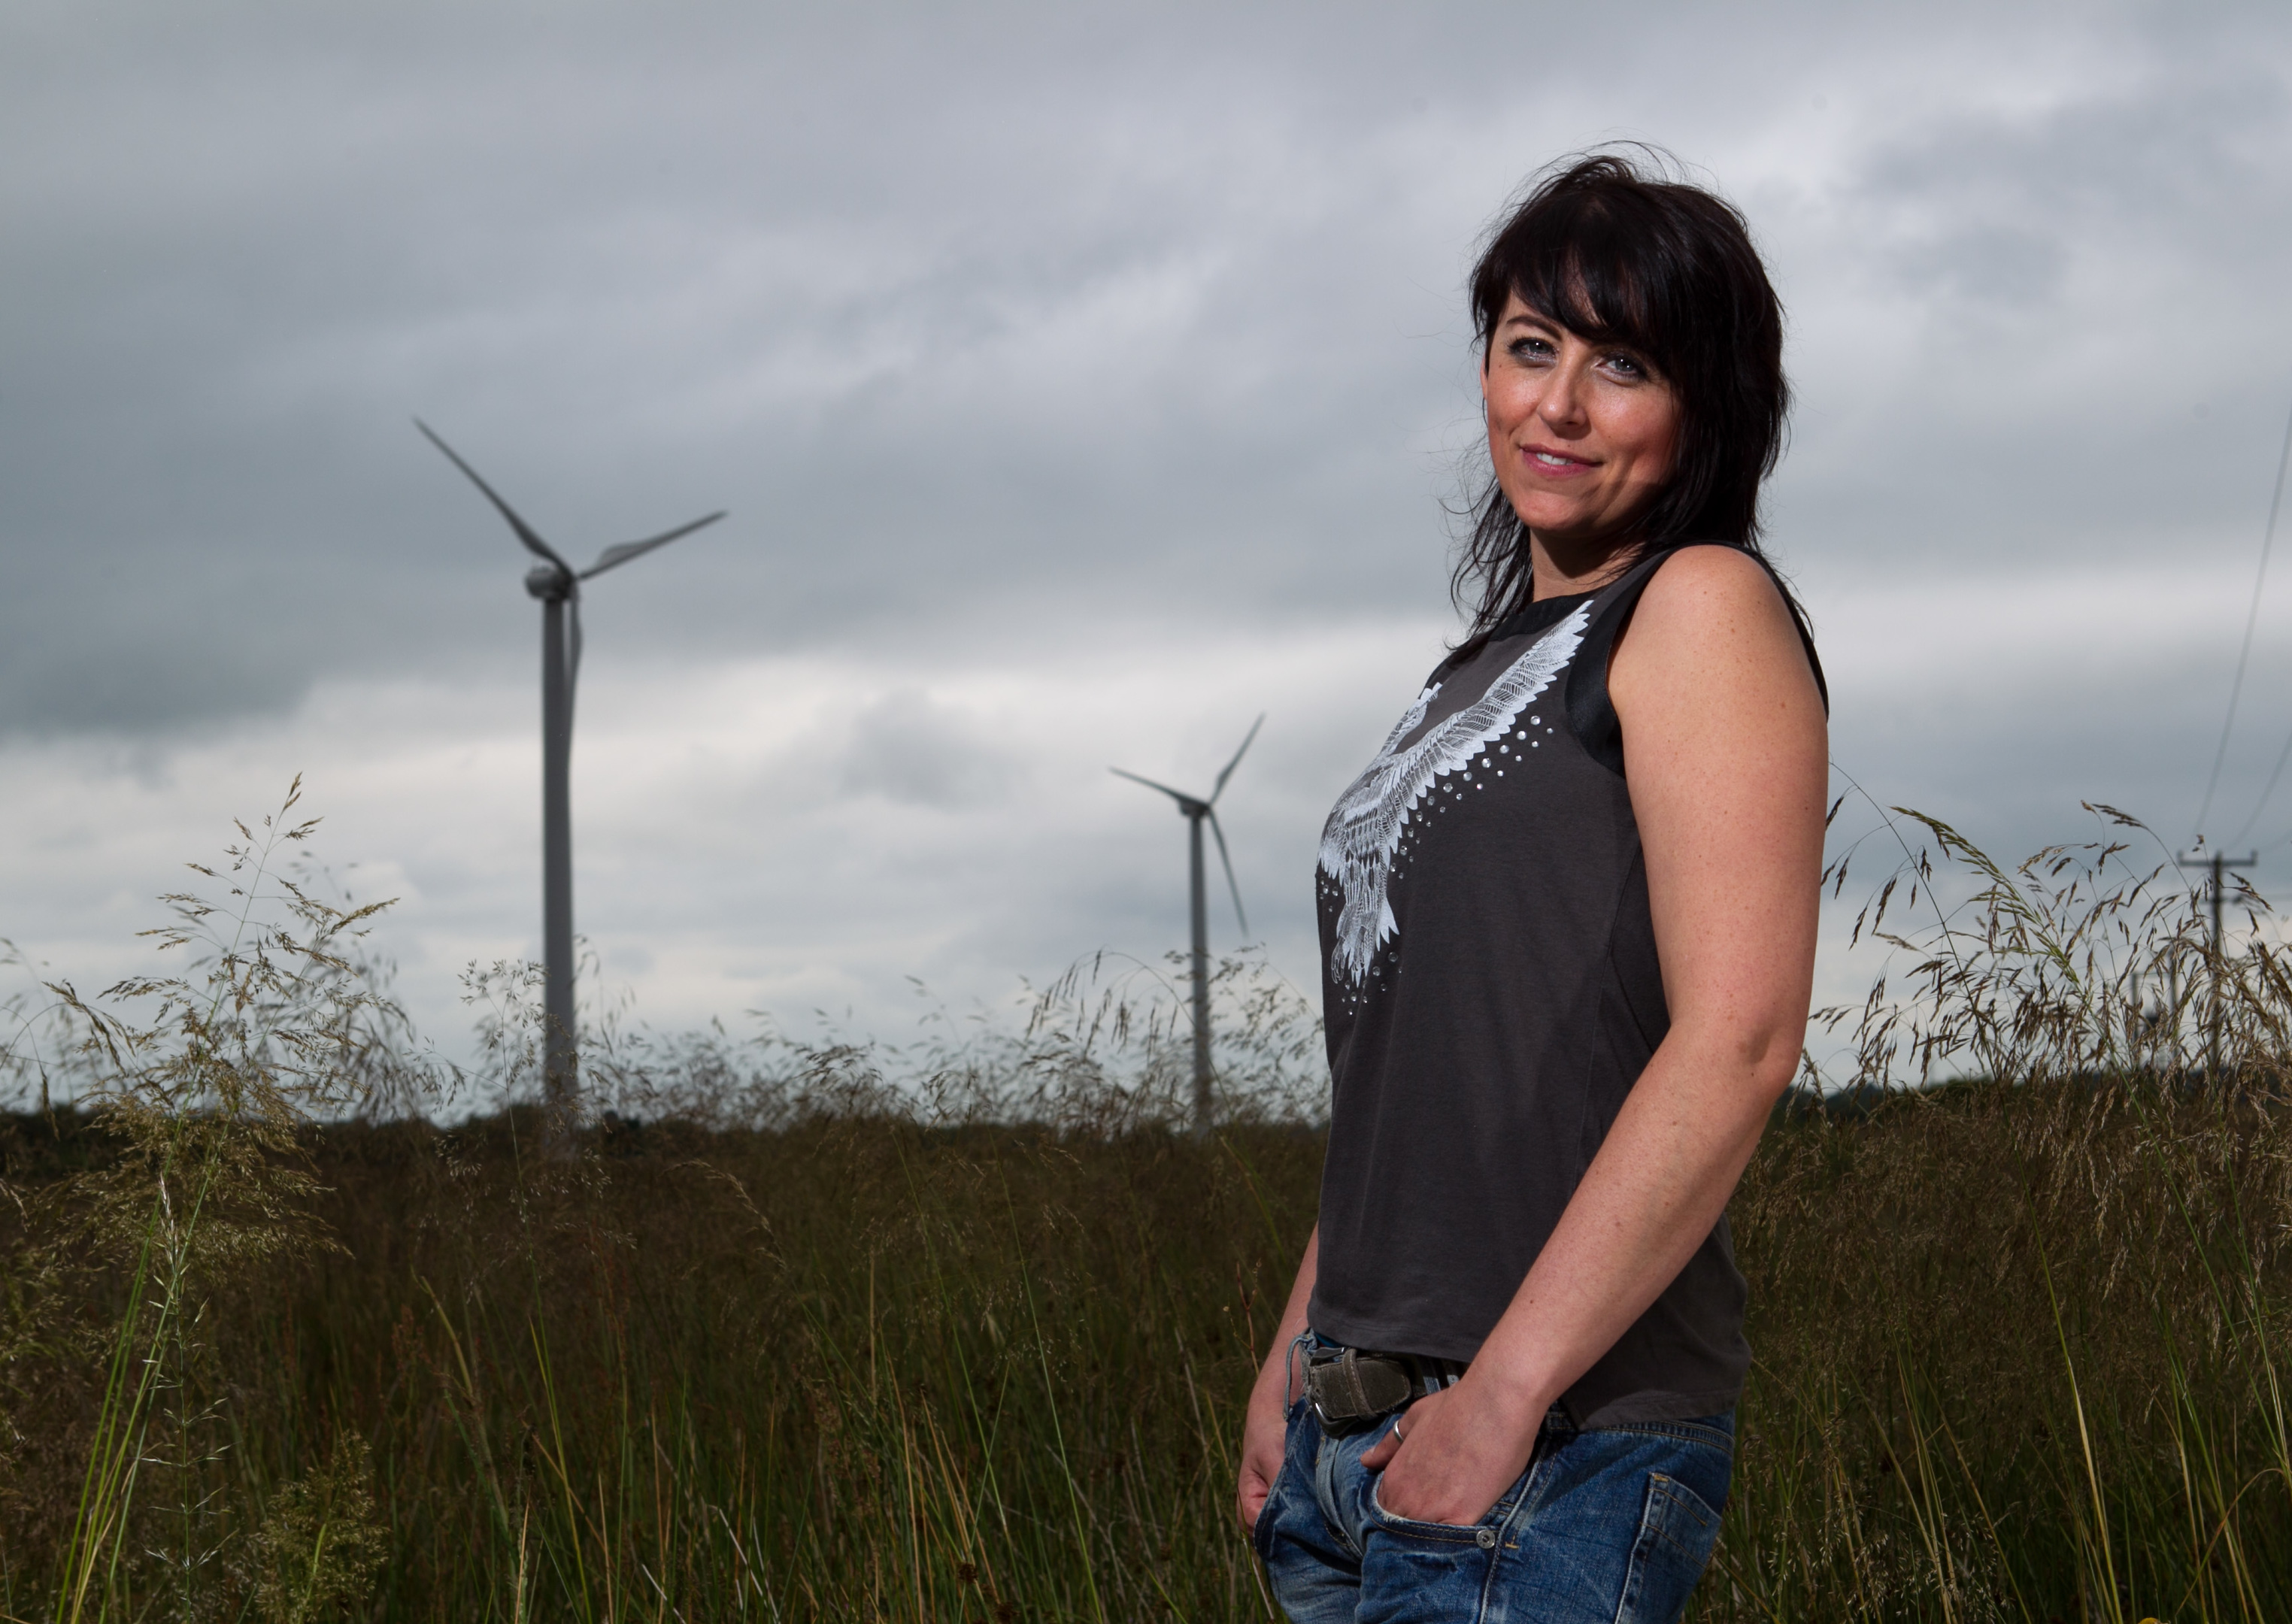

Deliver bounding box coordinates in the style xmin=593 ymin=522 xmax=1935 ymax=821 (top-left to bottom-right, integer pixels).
xmin=8 ymin=0 xmax=2292 ymax=1087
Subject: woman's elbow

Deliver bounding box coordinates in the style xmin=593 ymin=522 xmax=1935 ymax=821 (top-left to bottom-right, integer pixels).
xmin=1673 ymin=1009 xmax=1806 ymax=1105
xmin=1746 ymin=1039 xmax=1802 ymax=1106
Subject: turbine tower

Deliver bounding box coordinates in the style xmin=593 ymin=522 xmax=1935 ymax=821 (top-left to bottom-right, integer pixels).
xmin=1112 ymin=714 xmax=1263 ymax=1137
xmin=417 ymin=420 xmax=723 ymax=1133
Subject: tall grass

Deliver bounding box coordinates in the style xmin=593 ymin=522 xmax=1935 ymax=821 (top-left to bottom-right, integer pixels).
xmin=2 ymin=1097 xmax=1320 ymax=1622
xmin=1 ymin=796 xmax=2289 ymax=1620
xmin=2 ymin=783 xmax=412 ymax=1622
xmin=1708 ymin=803 xmax=2292 ymax=1619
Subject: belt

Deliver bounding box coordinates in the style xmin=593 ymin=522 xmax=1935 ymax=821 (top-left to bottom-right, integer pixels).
xmin=1301 ymin=1339 xmax=1466 ymax=1433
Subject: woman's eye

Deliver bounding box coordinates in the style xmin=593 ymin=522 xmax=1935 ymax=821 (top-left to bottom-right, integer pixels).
xmin=1603 ymin=353 xmax=1646 ymax=380
xmin=1510 ymin=337 xmax=1554 ymax=362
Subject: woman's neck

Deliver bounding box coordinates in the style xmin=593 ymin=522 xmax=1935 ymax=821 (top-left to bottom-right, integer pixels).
xmin=1529 ymin=529 xmax=1643 ymax=600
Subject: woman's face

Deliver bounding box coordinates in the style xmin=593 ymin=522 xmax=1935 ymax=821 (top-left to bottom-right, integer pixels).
xmin=1481 ymin=292 xmax=1681 ymax=555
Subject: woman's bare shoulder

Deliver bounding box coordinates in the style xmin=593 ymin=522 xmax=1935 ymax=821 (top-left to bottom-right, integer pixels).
xmin=1636 ymin=544 xmax=1786 ymax=622
xmin=1614 ymin=544 xmax=1817 ymax=701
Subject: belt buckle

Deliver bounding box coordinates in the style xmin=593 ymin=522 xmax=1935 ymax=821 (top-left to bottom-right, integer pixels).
xmin=1304 ymin=1345 xmax=1416 ymax=1432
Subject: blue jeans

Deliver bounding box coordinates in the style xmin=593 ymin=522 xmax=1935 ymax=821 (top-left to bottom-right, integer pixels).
xmin=1252 ymin=1389 xmax=1733 ymax=1624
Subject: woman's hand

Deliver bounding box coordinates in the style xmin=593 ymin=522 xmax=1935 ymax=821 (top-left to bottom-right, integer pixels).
xmin=1236 ymin=1376 xmax=1289 ymax=1533
xmin=1238 ymin=1225 xmax=1320 ymax=1535
xmin=1358 ymin=1377 xmax=1542 ymax=1526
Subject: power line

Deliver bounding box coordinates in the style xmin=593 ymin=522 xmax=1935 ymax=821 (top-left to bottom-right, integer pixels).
xmin=2193 ymin=390 xmax=2292 ymax=844
xmin=2230 ymin=723 xmax=2292 ymax=850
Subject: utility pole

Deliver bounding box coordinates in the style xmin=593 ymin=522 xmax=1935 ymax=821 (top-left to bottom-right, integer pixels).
xmin=2176 ymin=850 xmax=2258 ymax=962
xmin=2174 ymin=848 xmax=2257 ymax=1083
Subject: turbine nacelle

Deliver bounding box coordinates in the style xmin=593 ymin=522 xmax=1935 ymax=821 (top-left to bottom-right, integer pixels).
xmin=416 ymin=417 xmax=724 ymax=604
xmin=1111 ymin=711 xmax=1264 ymax=940
xmin=418 ymin=417 xmax=726 ymax=718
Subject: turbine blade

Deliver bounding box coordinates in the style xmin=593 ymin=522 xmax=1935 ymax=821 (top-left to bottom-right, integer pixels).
xmin=1110 ymin=766 xmax=1200 ymax=810
xmin=414 ymin=420 xmax=576 ymax=574
xmin=1211 ymin=713 xmax=1265 ymax=804
xmin=567 ymin=589 xmax=583 ymax=733
xmin=581 ymin=511 xmax=726 ymax=580
xmin=1209 ymin=810 xmax=1249 ymax=939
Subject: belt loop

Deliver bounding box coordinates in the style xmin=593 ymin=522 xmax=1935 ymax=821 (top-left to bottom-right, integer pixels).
xmin=1405 ymin=1353 xmax=1465 ymax=1396
xmin=1284 ymin=1329 xmax=1312 ymax=1412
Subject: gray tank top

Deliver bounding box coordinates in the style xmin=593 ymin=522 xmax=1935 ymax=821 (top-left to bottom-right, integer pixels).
xmin=1307 ymin=544 xmax=1824 ymax=1427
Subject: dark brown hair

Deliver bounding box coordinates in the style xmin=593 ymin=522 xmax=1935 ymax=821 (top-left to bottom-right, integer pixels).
xmin=1452 ymin=150 xmax=1793 ymax=656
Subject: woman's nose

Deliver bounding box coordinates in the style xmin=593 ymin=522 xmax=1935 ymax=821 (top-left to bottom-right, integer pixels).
xmin=1538 ymin=362 xmax=1590 ymax=429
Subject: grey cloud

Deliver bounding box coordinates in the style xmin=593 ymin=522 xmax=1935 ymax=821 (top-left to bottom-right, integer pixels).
xmin=14 ymin=0 xmax=2292 ymax=1047
xmin=2 ymin=14 xmax=1466 ymax=729
xmin=1847 ymin=70 xmax=2290 ymax=313
xmin=839 ymin=690 xmax=1020 ymax=809
xmin=1893 ymin=226 xmax=2069 ymax=310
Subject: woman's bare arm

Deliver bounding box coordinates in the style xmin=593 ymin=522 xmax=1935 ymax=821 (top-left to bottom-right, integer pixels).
xmin=1363 ymin=545 xmax=1827 ymax=1522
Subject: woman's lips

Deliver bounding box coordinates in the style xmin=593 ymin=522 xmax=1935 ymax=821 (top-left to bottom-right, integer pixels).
xmin=1522 ymin=446 xmax=1595 ymax=477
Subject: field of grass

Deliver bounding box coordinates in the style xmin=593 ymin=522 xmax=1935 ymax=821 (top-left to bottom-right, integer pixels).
xmin=2 ymin=797 xmax=2290 ymax=1622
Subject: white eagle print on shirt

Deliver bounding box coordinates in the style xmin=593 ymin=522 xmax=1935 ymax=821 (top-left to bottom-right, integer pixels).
xmin=1318 ymin=604 xmax=1590 ymax=985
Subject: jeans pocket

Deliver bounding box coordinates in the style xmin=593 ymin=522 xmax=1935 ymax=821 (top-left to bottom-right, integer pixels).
xmin=1366 ymin=1474 xmax=1511 ymax=1548
xmin=1614 ymin=1471 xmax=1724 ymax=1624
xmin=1251 ymin=1454 xmax=1299 ymax=1563
xmin=1601 ymin=1416 xmax=1736 ymax=1460
xmin=1250 ymin=1398 xmax=1311 ymax=1562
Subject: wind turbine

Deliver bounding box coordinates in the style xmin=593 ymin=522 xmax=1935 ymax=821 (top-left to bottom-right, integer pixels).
xmin=417 ymin=420 xmax=724 ymax=1134
xmin=1112 ymin=714 xmax=1263 ymax=1137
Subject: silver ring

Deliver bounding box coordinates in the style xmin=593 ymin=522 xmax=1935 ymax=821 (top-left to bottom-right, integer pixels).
xmin=1391 ymin=1416 xmax=1406 ymax=1441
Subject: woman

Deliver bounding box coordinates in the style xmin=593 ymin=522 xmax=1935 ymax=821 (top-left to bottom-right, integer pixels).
xmin=1236 ymin=153 xmax=1828 ymax=1624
